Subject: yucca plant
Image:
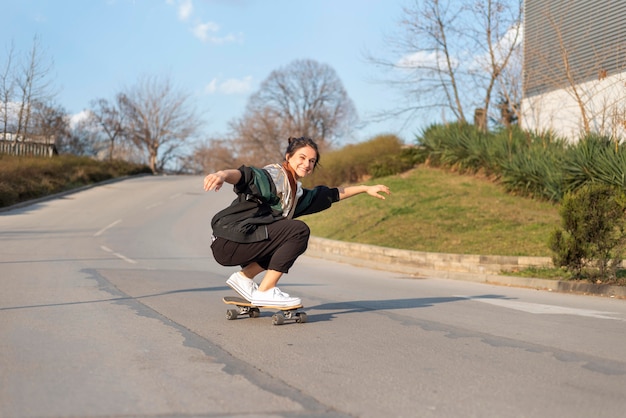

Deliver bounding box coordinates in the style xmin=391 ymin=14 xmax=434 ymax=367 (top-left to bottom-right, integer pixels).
xmin=500 ymin=144 xmax=566 ymax=201
xmin=562 ymin=133 xmax=610 ymax=193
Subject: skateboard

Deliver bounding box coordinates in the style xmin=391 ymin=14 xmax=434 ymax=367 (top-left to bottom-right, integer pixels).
xmin=222 ymin=296 xmax=307 ymax=325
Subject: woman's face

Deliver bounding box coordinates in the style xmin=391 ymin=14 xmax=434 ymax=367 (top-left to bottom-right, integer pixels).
xmin=286 ymin=145 xmax=318 ymax=179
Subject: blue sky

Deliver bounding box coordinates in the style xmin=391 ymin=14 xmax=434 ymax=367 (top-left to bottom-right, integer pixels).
xmin=1 ymin=0 xmax=427 ymax=144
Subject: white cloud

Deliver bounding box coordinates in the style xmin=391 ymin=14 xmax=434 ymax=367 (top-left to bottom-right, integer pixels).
xmin=69 ymin=110 xmax=92 ymax=129
xmin=192 ymin=21 xmax=220 ymax=42
xmin=178 ymin=0 xmax=193 ymax=21
xmin=205 ymin=76 xmax=253 ymax=95
xmin=205 ymin=78 xmax=218 ymax=94
xmin=397 ymin=23 xmax=523 ymax=75
xmin=397 ymin=51 xmax=457 ymax=71
xmin=467 ymin=23 xmax=524 ymax=73
xmin=167 ymin=0 xmax=243 ymax=45
xmin=192 ymin=22 xmax=242 ymax=44
xmin=166 ymin=0 xmax=193 ymax=21
xmin=220 ymin=76 xmax=252 ymax=94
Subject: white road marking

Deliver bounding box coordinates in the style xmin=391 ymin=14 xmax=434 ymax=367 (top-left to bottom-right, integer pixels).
xmin=94 ymin=219 xmax=122 ymax=237
xmin=456 ymin=295 xmax=624 ymax=321
xmin=100 ymin=245 xmax=137 ymax=264
xmin=145 ymin=201 xmax=163 ymax=210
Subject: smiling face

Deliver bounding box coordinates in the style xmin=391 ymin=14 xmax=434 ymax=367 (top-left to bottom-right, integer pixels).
xmin=286 ymin=145 xmax=318 ymax=179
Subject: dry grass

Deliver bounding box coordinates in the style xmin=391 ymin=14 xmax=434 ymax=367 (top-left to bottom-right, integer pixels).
xmin=0 ymin=154 xmax=151 ymax=208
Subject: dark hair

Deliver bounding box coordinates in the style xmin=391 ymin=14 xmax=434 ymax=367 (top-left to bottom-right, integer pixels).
xmin=285 ymin=136 xmax=320 ymax=169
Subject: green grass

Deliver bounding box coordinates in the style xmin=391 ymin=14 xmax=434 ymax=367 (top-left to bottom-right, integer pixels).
xmin=302 ymin=166 xmax=561 ymax=257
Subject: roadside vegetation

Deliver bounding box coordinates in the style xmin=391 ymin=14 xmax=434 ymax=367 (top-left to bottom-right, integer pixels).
xmin=0 ymin=154 xmax=151 ymax=208
xmin=303 ymin=124 xmax=626 ymax=284
xmin=4 ymin=123 xmax=626 ymax=285
xmin=303 ymin=165 xmax=560 ymax=257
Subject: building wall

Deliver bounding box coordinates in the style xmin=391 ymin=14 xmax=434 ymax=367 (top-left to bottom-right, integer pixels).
xmin=522 ymin=71 xmax=626 ymax=140
xmin=521 ymin=0 xmax=626 ymax=140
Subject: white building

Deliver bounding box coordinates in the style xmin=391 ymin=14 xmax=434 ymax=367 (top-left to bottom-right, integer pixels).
xmin=521 ymin=0 xmax=626 ymax=140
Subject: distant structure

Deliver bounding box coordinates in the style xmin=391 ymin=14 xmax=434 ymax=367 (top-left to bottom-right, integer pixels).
xmin=0 ymin=133 xmax=58 ymax=157
xmin=521 ymin=0 xmax=626 ymax=140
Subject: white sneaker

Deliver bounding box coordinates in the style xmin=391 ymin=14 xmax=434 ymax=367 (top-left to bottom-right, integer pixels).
xmin=226 ymin=272 xmax=258 ymax=301
xmin=251 ymin=287 xmax=301 ymax=307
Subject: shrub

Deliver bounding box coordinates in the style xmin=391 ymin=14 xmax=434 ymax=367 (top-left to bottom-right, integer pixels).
xmin=304 ymin=134 xmax=413 ymax=187
xmin=549 ymin=183 xmax=626 ymax=281
xmin=499 ymin=131 xmax=568 ymax=201
xmin=419 ymin=123 xmax=537 ymax=177
xmin=368 ymin=146 xmax=422 ymax=178
xmin=562 ymin=133 xmax=626 ymax=193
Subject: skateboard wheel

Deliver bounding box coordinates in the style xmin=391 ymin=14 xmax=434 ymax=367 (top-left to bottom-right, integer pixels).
xmin=295 ymin=312 xmax=308 ymax=323
xmin=272 ymin=313 xmax=285 ymax=325
xmin=226 ymin=309 xmax=239 ymax=320
xmin=249 ymin=308 xmax=261 ymax=318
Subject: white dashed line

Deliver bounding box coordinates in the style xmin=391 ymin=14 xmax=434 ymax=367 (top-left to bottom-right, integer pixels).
xmin=456 ymin=295 xmax=624 ymax=321
xmin=94 ymin=219 xmax=122 ymax=237
xmin=100 ymin=245 xmax=137 ymax=264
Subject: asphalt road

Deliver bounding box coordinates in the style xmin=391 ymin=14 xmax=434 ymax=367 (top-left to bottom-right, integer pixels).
xmin=1 ymin=175 xmax=626 ymax=418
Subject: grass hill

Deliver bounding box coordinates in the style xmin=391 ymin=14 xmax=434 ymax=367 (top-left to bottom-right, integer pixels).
xmin=302 ymin=165 xmax=560 ymax=257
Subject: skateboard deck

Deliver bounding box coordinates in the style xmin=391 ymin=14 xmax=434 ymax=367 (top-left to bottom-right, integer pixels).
xmin=222 ymin=296 xmax=307 ymax=325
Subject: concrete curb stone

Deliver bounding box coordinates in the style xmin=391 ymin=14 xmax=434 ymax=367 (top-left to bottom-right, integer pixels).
xmin=306 ymin=236 xmax=626 ymax=299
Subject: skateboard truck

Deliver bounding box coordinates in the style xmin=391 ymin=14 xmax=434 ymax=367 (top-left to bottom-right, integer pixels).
xmin=222 ymin=296 xmax=307 ymax=325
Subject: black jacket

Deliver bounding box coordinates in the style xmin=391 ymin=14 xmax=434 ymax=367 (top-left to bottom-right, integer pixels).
xmin=211 ymin=165 xmax=340 ymax=243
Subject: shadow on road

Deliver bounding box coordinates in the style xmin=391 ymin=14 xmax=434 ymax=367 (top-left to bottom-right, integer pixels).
xmin=306 ymin=294 xmax=511 ymax=323
xmin=0 ymin=286 xmax=229 ymax=311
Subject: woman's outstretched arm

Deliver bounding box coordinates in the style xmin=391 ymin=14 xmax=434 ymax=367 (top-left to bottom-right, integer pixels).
xmin=203 ymin=169 xmax=242 ymax=192
xmin=338 ymin=184 xmax=391 ymax=201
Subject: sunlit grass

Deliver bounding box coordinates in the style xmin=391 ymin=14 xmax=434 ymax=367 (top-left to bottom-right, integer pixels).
xmin=302 ymin=166 xmax=561 ymax=257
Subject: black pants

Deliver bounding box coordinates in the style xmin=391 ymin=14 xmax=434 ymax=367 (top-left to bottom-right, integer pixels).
xmin=211 ymin=219 xmax=310 ymax=273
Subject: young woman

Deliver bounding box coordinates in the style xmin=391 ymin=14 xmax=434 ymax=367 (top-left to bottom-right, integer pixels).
xmin=203 ymin=136 xmax=390 ymax=307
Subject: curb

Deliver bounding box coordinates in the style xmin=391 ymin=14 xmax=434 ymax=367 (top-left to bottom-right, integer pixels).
xmin=306 ymin=236 xmax=626 ymax=299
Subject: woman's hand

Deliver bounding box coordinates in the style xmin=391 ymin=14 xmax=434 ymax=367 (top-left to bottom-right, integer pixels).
xmin=203 ymin=172 xmax=226 ymax=192
xmin=203 ymin=169 xmax=243 ymax=192
xmin=366 ymin=184 xmax=391 ymax=200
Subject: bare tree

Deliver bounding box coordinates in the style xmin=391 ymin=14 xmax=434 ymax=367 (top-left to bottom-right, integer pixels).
xmin=467 ymin=0 xmax=523 ymax=130
xmin=229 ymin=59 xmax=357 ymax=163
xmin=1 ymin=41 xmax=16 ymax=141
xmin=30 ymin=100 xmax=67 ymax=146
xmin=228 ymin=106 xmax=287 ymax=164
xmin=118 ymin=75 xmax=202 ymax=173
xmin=495 ymin=37 xmax=523 ymax=125
xmin=88 ymin=97 xmax=126 ymax=161
xmin=189 ymin=138 xmax=237 ymax=174
xmin=366 ymin=0 xmax=523 ymax=130
xmin=14 ymin=35 xmax=56 ymax=143
xmin=57 ymin=115 xmax=100 ymax=156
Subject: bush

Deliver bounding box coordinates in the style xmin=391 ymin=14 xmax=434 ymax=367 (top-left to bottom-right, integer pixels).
xmin=499 ymin=131 xmax=568 ymax=201
xmin=549 ymin=183 xmax=626 ymax=281
xmin=304 ymin=134 xmax=415 ymax=187
xmin=368 ymin=146 xmax=423 ymax=178
xmin=418 ymin=123 xmax=539 ymax=177
xmin=562 ymin=133 xmax=626 ymax=193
